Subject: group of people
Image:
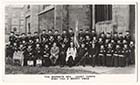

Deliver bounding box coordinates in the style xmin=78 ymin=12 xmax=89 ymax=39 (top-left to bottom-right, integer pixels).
xmin=6 ymin=28 xmax=135 ymax=67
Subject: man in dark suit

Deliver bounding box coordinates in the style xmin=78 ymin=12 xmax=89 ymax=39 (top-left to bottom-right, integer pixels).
xmin=59 ymin=43 xmax=67 ymax=67
xmin=76 ymin=43 xmax=88 ymax=67
xmin=88 ymin=42 xmax=98 ymax=67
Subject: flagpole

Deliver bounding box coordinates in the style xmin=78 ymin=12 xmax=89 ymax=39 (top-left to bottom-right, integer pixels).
xmin=74 ymin=17 xmax=79 ymax=48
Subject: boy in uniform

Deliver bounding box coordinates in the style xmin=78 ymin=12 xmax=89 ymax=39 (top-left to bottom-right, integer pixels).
xmin=24 ymin=45 xmax=33 ymax=66
xmin=63 ymin=36 xmax=69 ymax=50
xmin=9 ymin=31 xmax=16 ymax=46
xmin=112 ymin=32 xmax=118 ymax=44
xmin=124 ymin=31 xmax=131 ymax=44
xmin=98 ymin=45 xmax=106 ymax=66
xmin=123 ymin=44 xmax=130 ymax=66
xmin=84 ymin=35 xmax=91 ymax=50
xmin=99 ymin=32 xmax=106 ymax=43
xmin=42 ymin=44 xmax=51 ymax=67
xmin=90 ymin=29 xmax=97 ymax=40
xmin=118 ymin=45 xmax=125 ymax=67
xmin=8 ymin=32 xmax=16 ymax=59
xmin=113 ymin=44 xmax=120 ymax=67
xmin=118 ymin=33 xmax=124 ymax=43
xmin=41 ymin=30 xmax=49 ymax=47
xmin=48 ymin=35 xmax=55 ymax=48
xmin=33 ymin=32 xmax=39 ymax=44
xmin=56 ymin=34 xmax=63 ymax=48
xmin=62 ymin=29 xmax=68 ymax=39
xmin=54 ymin=30 xmax=59 ymax=40
xmin=68 ymin=28 xmax=74 ymax=39
xmin=19 ymin=33 xmax=27 ymax=45
xmin=34 ymin=43 xmax=43 ymax=66
xmin=106 ymin=43 xmax=114 ymax=67
xmin=129 ymin=41 xmax=135 ymax=64
xmin=78 ymin=29 xmax=84 ymax=39
xmin=27 ymin=32 xmax=33 ymax=46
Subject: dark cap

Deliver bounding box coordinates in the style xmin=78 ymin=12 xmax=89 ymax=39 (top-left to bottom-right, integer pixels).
xmin=119 ymin=32 xmax=122 ymax=34
xmin=28 ymin=32 xmax=31 ymax=34
xmin=42 ymin=29 xmax=46 ymax=31
xmin=79 ymin=29 xmax=83 ymax=31
xmin=48 ymin=29 xmax=52 ymax=31
xmin=114 ymin=32 xmax=118 ymax=34
xmin=55 ymin=29 xmax=58 ymax=32
xmin=126 ymin=30 xmax=130 ymax=32
xmin=69 ymin=28 xmax=73 ymax=30
xmin=15 ymin=34 xmax=19 ymax=36
xmin=34 ymin=32 xmax=38 ymax=34
xmin=92 ymin=29 xmax=96 ymax=31
xmin=107 ymin=32 xmax=111 ymax=34
xmin=10 ymin=31 xmax=14 ymax=33
xmin=21 ymin=33 xmax=25 ymax=35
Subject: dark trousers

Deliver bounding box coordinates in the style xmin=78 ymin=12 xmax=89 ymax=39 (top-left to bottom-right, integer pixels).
xmin=106 ymin=54 xmax=112 ymax=67
xmin=98 ymin=55 xmax=105 ymax=66
xmin=75 ymin=55 xmax=87 ymax=66
xmin=75 ymin=56 xmax=81 ymax=65
xmin=119 ymin=57 xmax=126 ymax=67
xmin=67 ymin=56 xmax=74 ymax=67
xmin=113 ymin=56 xmax=119 ymax=67
xmin=59 ymin=54 xmax=66 ymax=66
xmin=24 ymin=58 xmax=27 ymax=66
xmin=91 ymin=56 xmax=96 ymax=67
xmin=130 ymin=52 xmax=135 ymax=64
xmin=43 ymin=57 xmax=51 ymax=67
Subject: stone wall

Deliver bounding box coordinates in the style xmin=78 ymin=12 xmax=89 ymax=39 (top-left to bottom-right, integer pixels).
xmin=24 ymin=5 xmax=39 ymax=34
xmin=39 ymin=8 xmax=54 ymax=32
xmin=68 ymin=5 xmax=92 ymax=31
xmin=112 ymin=5 xmax=130 ymax=35
xmin=30 ymin=5 xmax=39 ymax=33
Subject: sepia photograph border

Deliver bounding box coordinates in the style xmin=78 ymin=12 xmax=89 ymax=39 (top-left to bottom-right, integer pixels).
xmin=0 ymin=0 xmax=139 ymax=83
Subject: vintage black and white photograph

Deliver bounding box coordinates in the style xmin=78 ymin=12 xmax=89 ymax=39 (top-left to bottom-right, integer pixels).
xmin=5 ymin=4 xmax=136 ymax=74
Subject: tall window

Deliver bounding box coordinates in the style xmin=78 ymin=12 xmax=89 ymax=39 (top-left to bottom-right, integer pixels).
xmin=95 ymin=5 xmax=112 ymax=23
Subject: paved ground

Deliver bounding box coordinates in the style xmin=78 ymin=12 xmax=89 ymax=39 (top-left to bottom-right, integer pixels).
xmin=5 ymin=64 xmax=135 ymax=74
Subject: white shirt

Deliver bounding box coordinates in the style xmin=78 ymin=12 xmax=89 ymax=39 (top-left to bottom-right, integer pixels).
xmin=66 ymin=47 xmax=77 ymax=62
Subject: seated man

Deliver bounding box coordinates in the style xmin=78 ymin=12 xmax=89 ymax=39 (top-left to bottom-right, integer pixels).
xmin=88 ymin=42 xmax=98 ymax=67
xmin=59 ymin=43 xmax=67 ymax=67
xmin=50 ymin=42 xmax=59 ymax=65
xmin=76 ymin=43 xmax=88 ymax=67
xmin=66 ymin=42 xmax=77 ymax=67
